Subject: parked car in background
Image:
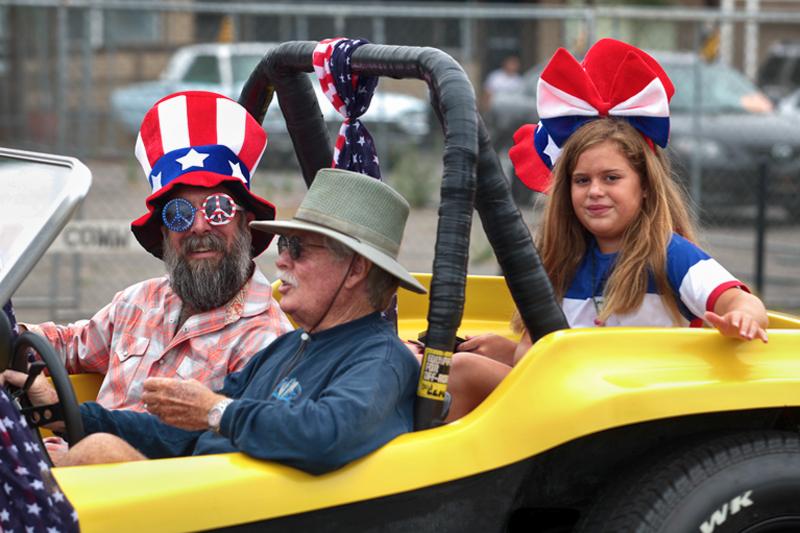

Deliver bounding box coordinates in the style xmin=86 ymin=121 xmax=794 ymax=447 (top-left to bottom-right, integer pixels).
xmin=486 ymin=50 xmax=800 ymax=221
xmin=110 ymin=42 xmax=431 ymax=162
xmin=757 ymin=40 xmax=800 ymax=103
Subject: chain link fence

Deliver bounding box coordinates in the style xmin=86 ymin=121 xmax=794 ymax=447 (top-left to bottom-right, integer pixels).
xmin=1 ymin=0 xmax=798 ymax=321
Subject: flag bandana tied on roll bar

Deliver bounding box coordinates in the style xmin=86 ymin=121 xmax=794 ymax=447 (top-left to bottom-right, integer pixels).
xmin=510 ymin=38 xmax=675 ymax=193
xmin=313 ymin=38 xmax=382 ymax=180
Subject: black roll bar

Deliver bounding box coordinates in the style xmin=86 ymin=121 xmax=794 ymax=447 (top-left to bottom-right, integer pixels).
xmin=239 ymin=42 xmax=566 ymax=430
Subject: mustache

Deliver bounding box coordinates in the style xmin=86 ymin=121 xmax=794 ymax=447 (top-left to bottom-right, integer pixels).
xmin=181 ymin=233 xmax=226 ymax=255
xmin=275 ymin=269 xmax=299 ymax=287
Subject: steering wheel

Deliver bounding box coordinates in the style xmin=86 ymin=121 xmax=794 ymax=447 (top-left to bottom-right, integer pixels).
xmin=9 ymin=331 xmax=85 ymax=450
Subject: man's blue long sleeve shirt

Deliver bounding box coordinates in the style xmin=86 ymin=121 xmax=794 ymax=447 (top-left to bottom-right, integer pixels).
xmin=80 ymin=312 xmax=418 ymax=474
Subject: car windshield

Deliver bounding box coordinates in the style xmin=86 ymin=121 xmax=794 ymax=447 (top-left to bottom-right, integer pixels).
xmin=0 ymin=151 xmax=91 ymax=304
xmin=665 ymin=61 xmax=758 ymax=113
xmin=233 ymin=54 xmax=265 ymax=85
xmin=183 ymin=55 xmax=220 ymax=84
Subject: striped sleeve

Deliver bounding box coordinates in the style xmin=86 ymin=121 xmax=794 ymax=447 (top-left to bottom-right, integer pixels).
xmin=667 ymin=234 xmax=748 ymax=320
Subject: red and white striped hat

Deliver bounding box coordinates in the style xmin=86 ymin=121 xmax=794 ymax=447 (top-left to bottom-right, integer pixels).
xmin=131 ymin=91 xmax=276 ymax=258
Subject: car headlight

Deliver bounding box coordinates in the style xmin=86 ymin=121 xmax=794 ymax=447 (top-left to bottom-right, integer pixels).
xmin=771 ymin=143 xmax=794 ymax=161
xmin=670 ymin=135 xmax=726 ymax=160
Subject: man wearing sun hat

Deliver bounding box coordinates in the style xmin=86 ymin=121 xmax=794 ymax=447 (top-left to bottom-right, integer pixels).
xmin=16 ymin=167 xmax=426 ymax=474
xmin=18 ymin=90 xmax=293 ymax=413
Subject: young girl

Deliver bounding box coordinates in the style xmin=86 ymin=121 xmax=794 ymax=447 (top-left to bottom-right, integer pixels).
xmin=445 ymin=39 xmax=768 ymax=421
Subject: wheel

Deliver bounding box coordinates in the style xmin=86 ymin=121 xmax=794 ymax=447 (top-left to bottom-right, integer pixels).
xmin=11 ymin=331 xmax=85 ymax=449
xmin=576 ymin=431 xmax=800 ymax=533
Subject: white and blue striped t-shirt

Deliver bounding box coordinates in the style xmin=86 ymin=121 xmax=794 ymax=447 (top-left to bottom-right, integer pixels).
xmin=562 ymin=234 xmax=746 ymax=328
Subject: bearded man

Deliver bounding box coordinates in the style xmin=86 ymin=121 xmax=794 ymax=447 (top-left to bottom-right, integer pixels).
xmin=20 ymin=91 xmax=293 ymax=412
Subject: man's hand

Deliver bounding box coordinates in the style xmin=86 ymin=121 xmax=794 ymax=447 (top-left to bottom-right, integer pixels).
xmin=142 ymin=378 xmax=225 ymax=431
xmin=0 ymin=369 xmax=58 ymax=405
xmin=705 ymin=310 xmax=769 ymax=343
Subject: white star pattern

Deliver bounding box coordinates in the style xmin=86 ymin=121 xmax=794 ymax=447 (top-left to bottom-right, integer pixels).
xmin=30 ymin=479 xmax=44 ymax=491
xmin=26 ymin=527 xmax=35 ymax=533
xmin=24 ymin=442 xmax=34 ymax=453
xmin=15 ymin=466 xmax=28 ymax=476
xmin=2 ymin=416 xmax=14 ymax=429
xmin=19 ymin=416 xmax=27 ymax=428
xmin=175 ymin=148 xmax=209 ymax=170
xmin=357 ymin=136 xmax=365 ymax=146
xmin=52 ymin=491 xmax=65 ymax=503
xmin=47 ymin=527 xmax=60 ymax=533
xmin=0 ymin=509 xmax=9 ymax=521
xmin=228 ymin=161 xmax=246 ymax=183
xmin=3 ymin=482 xmax=12 ymax=494
xmin=38 ymin=460 xmax=49 ymax=471
xmin=27 ymin=502 xmax=41 ymax=516
xmin=150 ymin=171 xmax=163 ymax=191
xmin=9 ymin=444 xmax=17 ymax=454
xmin=72 ymin=510 xmax=79 ymax=522
xmin=543 ymin=134 xmax=562 ymax=163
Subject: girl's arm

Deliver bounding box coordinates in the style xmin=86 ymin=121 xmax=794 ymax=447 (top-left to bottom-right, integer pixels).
xmin=705 ymin=288 xmax=769 ymax=343
xmin=512 ymin=330 xmax=533 ymax=365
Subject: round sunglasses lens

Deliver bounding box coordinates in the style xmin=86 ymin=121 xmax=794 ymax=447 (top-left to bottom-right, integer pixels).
xmin=203 ymin=194 xmax=236 ymax=225
xmin=162 ymin=198 xmax=195 ymax=232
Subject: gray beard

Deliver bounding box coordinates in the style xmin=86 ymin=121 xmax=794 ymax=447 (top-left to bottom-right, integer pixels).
xmin=163 ymin=224 xmax=253 ymax=312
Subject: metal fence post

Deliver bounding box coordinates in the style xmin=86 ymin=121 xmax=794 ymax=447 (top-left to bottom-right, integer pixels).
xmin=754 ymin=158 xmax=768 ymax=296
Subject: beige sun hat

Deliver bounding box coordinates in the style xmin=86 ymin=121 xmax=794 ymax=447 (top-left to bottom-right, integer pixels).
xmin=250 ymin=168 xmax=426 ymax=294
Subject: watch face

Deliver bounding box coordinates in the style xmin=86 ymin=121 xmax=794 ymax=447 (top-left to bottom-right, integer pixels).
xmin=208 ymin=405 xmax=223 ymax=429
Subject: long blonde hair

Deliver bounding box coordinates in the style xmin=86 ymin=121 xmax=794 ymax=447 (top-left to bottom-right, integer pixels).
xmin=536 ymin=118 xmax=697 ymax=324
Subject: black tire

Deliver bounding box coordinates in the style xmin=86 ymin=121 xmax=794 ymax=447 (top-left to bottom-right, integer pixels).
xmin=576 ymin=431 xmax=800 ymax=533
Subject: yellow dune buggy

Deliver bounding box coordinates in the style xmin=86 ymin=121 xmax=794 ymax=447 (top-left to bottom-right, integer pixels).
xmin=2 ymin=42 xmax=800 ymax=533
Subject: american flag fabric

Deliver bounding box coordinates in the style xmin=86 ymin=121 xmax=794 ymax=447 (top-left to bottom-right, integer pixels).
xmin=510 ymin=38 xmax=675 ymax=193
xmin=0 ymin=389 xmax=78 ymax=532
xmin=313 ymin=38 xmax=382 ymax=179
xmin=3 ymin=301 xmax=18 ymax=341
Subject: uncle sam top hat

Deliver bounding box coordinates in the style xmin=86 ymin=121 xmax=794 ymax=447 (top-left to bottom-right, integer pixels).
xmin=131 ymin=90 xmax=276 ymax=258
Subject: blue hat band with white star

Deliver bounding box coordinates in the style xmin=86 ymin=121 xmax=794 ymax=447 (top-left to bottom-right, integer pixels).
xmin=148 ymin=145 xmax=251 ymax=193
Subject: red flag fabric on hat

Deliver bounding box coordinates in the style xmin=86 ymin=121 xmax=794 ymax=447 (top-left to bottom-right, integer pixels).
xmin=510 ymin=38 xmax=674 ymax=193
xmin=130 ymin=91 xmax=276 ymax=258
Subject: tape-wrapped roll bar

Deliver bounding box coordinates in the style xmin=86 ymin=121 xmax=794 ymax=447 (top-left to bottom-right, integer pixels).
xmin=239 ymin=42 xmax=566 ymax=430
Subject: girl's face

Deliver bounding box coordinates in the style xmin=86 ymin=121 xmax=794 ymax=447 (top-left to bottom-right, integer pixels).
xmin=570 ymin=140 xmax=645 ymax=254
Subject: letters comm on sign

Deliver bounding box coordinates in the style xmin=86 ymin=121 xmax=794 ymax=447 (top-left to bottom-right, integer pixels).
xmin=51 ymin=221 xmax=137 ymax=253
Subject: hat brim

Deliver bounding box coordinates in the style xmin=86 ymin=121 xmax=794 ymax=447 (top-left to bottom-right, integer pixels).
xmin=131 ymin=171 xmax=276 ymax=259
xmin=250 ymin=219 xmax=427 ymax=294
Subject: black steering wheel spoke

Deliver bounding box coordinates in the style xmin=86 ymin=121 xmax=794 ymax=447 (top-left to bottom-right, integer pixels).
xmin=20 ymin=402 xmax=65 ymax=428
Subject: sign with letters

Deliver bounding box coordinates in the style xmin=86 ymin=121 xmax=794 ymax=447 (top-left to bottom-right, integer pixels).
xmin=51 ymin=221 xmax=137 ymax=253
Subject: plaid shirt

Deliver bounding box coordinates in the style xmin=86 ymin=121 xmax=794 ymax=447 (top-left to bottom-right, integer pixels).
xmin=24 ymin=267 xmax=293 ymax=411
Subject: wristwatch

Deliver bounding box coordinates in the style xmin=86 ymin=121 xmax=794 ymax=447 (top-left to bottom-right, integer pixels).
xmin=207 ymin=398 xmax=234 ymax=433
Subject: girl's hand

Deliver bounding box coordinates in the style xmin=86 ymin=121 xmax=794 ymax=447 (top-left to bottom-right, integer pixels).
xmin=704 ymin=310 xmax=769 ymax=343
xmin=457 ymin=334 xmax=517 ymax=365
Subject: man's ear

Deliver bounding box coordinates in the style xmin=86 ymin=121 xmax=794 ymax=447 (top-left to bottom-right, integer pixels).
xmin=344 ymin=255 xmax=371 ymax=289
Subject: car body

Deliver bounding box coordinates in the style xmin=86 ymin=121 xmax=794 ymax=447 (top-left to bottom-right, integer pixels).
xmin=110 ymin=42 xmax=430 ymax=156
xmin=486 ymin=50 xmax=800 ymax=220
xmin=5 ymin=42 xmax=800 ymax=532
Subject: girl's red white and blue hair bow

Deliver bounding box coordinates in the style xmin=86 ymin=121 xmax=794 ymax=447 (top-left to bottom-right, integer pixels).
xmin=509 ymin=38 xmax=675 ymax=193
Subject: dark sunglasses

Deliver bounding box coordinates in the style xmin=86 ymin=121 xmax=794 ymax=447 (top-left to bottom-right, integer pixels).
xmin=277 ymin=235 xmax=327 ymax=260
xmin=161 ymin=193 xmax=241 ymax=233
